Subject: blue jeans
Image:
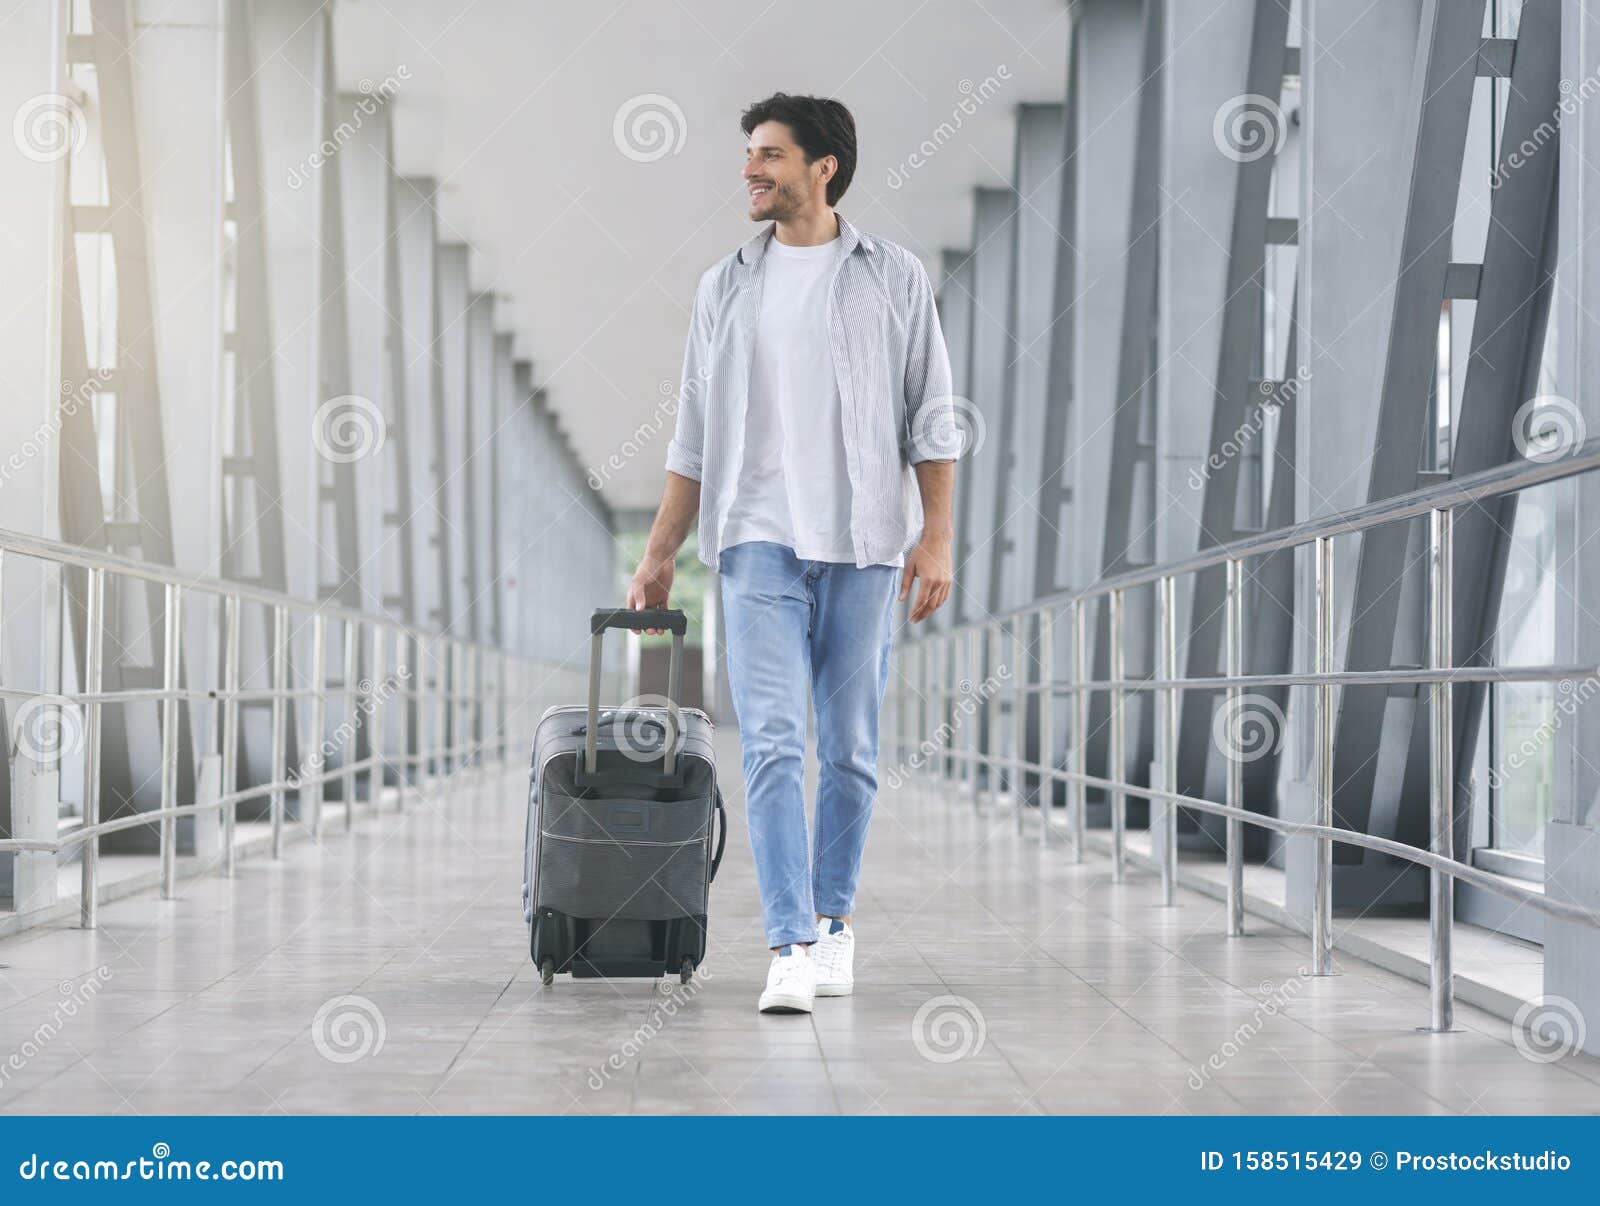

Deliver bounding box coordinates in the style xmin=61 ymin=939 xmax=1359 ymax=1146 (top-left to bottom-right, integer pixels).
xmin=717 ymin=542 xmax=899 ymax=949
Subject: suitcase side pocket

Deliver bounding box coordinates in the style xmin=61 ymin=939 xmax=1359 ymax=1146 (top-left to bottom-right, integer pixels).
xmin=536 ymin=794 xmax=714 ymax=921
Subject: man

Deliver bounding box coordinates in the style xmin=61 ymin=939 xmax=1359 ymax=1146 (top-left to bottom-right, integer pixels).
xmin=627 ymin=92 xmax=957 ymax=1014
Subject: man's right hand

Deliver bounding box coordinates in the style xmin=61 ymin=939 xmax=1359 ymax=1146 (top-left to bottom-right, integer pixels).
xmin=626 ymin=553 xmax=676 ymax=634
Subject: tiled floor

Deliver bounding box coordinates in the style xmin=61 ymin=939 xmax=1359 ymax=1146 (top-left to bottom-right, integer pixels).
xmin=1 ymin=737 xmax=1597 ymax=1115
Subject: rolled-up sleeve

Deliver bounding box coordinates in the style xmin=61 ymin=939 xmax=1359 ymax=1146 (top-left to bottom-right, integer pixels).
xmin=664 ymin=271 xmax=716 ymax=481
xmin=901 ymin=256 xmax=956 ymax=464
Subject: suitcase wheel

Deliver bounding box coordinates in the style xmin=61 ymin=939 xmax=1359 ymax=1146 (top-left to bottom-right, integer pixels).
xmin=679 ymin=957 xmax=694 ymax=985
xmin=540 ymin=957 xmax=556 ymax=987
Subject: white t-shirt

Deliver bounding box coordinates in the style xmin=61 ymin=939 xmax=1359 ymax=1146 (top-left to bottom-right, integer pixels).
xmin=724 ymin=236 xmax=873 ymax=564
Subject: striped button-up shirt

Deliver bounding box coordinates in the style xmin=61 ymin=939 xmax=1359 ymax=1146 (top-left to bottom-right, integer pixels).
xmin=665 ymin=215 xmax=956 ymax=570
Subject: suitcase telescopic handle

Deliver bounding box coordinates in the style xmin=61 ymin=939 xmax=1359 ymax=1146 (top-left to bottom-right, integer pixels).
xmin=585 ymin=607 xmax=686 ymax=777
xmin=591 ymin=607 xmax=687 ymax=636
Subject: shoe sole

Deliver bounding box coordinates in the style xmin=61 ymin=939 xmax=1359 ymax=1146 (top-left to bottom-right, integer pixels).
xmin=814 ymin=982 xmax=853 ymax=997
xmin=758 ymin=992 xmax=814 ymax=1014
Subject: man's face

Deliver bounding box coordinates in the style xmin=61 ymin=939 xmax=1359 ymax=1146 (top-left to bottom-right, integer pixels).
xmin=743 ymin=119 xmax=830 ymax=221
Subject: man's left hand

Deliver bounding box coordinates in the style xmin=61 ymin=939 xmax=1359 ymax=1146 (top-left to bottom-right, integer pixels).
xmin=900 ymin=533 xmax=952 ymax=623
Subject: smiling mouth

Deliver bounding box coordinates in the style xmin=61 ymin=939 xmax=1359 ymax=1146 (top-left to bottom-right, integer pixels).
xmin=749 ymin=183 xmax=773 ymax=201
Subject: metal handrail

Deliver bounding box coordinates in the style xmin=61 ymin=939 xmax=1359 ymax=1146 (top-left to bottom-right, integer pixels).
xmin=0 ymin=524 xmax=596 ymax=929
xmin=889 ymin=439 xmax=1600 ymax=1036
xmin=981 ymin=437 xmax=1600 ymax=621
xmin=0 ymin=522 xmax=505 ymax=654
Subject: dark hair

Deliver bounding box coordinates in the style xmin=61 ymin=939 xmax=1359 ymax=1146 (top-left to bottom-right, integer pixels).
xmin=740 ymin=92 xmax=857 ymax=206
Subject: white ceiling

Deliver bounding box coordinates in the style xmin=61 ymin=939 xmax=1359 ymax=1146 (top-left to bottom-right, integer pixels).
xmin=334 ymin=0 xmax=1071 ymax=510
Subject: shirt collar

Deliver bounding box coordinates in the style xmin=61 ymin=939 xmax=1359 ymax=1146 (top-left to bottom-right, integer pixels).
xmin=737 ymin=214 xmax=874 ymax=266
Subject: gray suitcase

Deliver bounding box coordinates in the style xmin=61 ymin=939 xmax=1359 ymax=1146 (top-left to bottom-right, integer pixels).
xmin=522 ymin=607 xmax=725 ymax=984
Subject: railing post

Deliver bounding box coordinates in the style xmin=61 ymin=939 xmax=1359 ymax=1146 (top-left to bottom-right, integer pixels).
xmin=1038 ymin=608 xmax=1054 ymax=848
xmin=486 ymin=647 xmax=498 ymax=766
xmin=965 ymin=627 xmax=980 ymax=805
xmin=308 ymin=611 xmax=327 ymax=840
xmin=159 ymin=582 xmax=182 ymax=899
xmin=476 ymin=646 xmax=487 ymax=768
xmin=988 ymin=623 xmax=1003 ymax=810
xmin=344 ymin=617 xmax=359 ymax=830
xmin=1312 ymin=535 xmax=1334 ymax=975
xmin=1071 ymin=599 xmax=1087 ymax=862
xmin=500 ymin=650 xmax=510 ymax=763
xmin=919 ymin=636 xmax=930 ymax=782
xmin=433 ymin=635 xmax=448 ymax=786
xmin=79 ymin=567 xmax=105 ymax=928
xmin=1013 ymin=616 xmax=1027 ymax=831
xmin=936 ymin=635 xmax=949 ymax=783
xmin=918 ymin=638 xmax=930 ymax=777
xmin=371 ymin=622 xmax=387 ymax=809
xmin=1224 ymin=557 xmax=1245 ymax=937
xmin=269 ymin=603 xmax=288 ymax=857
xmin=1109 ymin=586 xmax=1126 ymax=883
xmin=396 ymin=632 xmax=410 ymax=807
xmin=1157 ymin=576 xmax=1177 ymax=906
xmin=892 ymin=642 xmax=904 ymax=769
xmin=221 ymin=593 xmax=241 ymax=877
xmin=450 ymin=639 xmax=462 ymax=779
xmin=1427 ymin=506 xmax=1455 ymax=1032
xmin=498 ymin=651 xmax=510 ymax=763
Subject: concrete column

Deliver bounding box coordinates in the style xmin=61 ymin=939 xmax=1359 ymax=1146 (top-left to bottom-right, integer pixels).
xmin=136 ymin=0 xmax=225 ymax=584
xmin=397 ymin=179 xmax=446 ymax=634
xmin=528 ymin=388 xmax=554 ymax=662
xmin=993 ymin=103 xmax=1065 ymax=614
xmin=0 ymin=0 xmax=66 ymax=909
xmin=467 ymin=294 xmax=499 ymax=644
xmin=1066 ymin=0 xmax=1142 ymax=593
xmin=493 ymin=332 xmax=515 ymax=649
xmin=955 ymin=187 xmax=1016 ymax=627
xmin=251 ymin=0 xmax=325 ymax=604
xmin=338 ymin=91 xmax=401 ymax=616
xmin=509 ymin=361 xmax=539 ymax=658
xmin=1152 ymin=0 xmax=1257 ymax=865
xmin=436 ymin=245 xmax=476 ymax=639
xmin=1281 ymin=0 xmax=1423 ymax=908
xmin=1155 ymin=0 xmax=1255 ymax=571
xmin=251 ymin=0 xmax=336 ymax=779
xmin=1549 ymin=0 xmax=1600 ymax=1056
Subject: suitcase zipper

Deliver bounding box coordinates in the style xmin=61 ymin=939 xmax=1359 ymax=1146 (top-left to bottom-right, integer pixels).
xmin=538 ymin=831 xmax=707 ymax=848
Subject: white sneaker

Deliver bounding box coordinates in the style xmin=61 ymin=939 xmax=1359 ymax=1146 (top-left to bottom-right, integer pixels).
xmin=758 ymin=944 xmax=816 ymax=1014
xmin=813 ymin=917 xmax=855 ymax=997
